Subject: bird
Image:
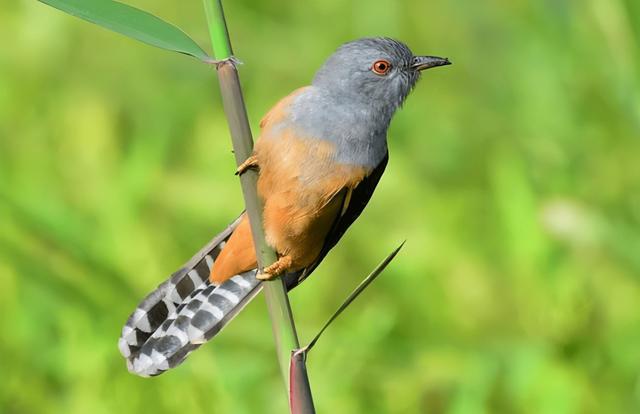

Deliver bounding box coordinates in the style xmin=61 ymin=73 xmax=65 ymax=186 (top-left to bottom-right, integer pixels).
xmin=118 ymin=37 xmax=450 ymax=377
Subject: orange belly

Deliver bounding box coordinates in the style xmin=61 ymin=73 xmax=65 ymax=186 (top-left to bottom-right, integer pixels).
xmin=210 ymin=90 xmax=369 ymax=284
xmin=209 ymin=133 xmax=367 ymax=284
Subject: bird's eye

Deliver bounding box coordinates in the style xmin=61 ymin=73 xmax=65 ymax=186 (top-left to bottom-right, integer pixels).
xmin=372 ymin=59 xmax=392 ymax=75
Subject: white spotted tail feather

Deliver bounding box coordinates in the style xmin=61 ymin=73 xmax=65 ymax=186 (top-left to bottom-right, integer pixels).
xmin=118 ymin=216 xmax=295 ymax=377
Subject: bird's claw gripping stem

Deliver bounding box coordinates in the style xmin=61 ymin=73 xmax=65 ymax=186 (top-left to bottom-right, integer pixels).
xmin=256 ymin=256 xmax=292 ymax=281
xmin=235 ymin=155 xmax=259 ymax=176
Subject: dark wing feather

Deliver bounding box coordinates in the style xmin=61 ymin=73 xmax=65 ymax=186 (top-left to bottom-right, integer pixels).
xmin=285 ymin=153 xmax=389 ymax=289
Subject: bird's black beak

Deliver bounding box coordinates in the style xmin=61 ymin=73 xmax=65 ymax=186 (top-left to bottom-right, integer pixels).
xmin=411 ymin=55 xmax=451 ymax=71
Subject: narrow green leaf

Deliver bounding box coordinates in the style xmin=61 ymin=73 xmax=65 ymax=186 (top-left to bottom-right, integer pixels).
xmin=38 ymin=0 xmax=211 ymax=61
xmin=304 ymin=242 xmax=405 ymax=353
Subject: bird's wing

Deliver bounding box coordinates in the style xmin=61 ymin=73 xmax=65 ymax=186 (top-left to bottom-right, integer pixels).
xmin=286 ymin=153 xmax=389 ymax=289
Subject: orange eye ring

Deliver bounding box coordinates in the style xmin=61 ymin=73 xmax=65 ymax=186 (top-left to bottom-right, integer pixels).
xmin=372 ymin=59 xmax=392 ymax=75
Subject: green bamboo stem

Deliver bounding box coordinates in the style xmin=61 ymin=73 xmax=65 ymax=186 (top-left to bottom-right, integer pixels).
xmin=202 ymin=1 xmax=314 ymax=411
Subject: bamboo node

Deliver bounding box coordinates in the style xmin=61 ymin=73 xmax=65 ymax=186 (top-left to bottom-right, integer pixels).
xmin=204 ymin=55 xmax=243 ymax=68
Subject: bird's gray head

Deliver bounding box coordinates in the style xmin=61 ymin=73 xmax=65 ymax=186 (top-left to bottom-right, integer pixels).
xmin=313 ymin=38 xmax=450 ymax=114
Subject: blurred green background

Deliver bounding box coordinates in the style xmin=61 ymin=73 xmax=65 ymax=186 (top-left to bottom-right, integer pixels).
xmin=1 ymin=0 xmax=639 ymax=412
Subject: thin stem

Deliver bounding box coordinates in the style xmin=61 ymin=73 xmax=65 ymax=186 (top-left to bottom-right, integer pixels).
xmin=201 ymin=1 xmax=314 ymax=411
xmin=203 ymin=0 xmax=231 ymax=59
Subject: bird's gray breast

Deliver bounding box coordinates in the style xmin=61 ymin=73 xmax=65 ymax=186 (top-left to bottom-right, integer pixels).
xmin=286 ymin=87 xmax=389 ymax=168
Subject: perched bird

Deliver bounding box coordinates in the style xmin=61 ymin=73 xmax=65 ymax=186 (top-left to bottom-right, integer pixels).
xmin=119 ymin=37 xmax=450 ymax=377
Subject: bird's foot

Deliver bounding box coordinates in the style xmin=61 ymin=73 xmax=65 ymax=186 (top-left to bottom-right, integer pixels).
xmin=256 ymin=256 xmax=292 ymax=281
xmin=235 ymin=155 xmax=259 ymax=175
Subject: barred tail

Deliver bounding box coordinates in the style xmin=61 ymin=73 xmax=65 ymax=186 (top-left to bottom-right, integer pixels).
xmin=118 ymin=216 xmax=266 ymax=377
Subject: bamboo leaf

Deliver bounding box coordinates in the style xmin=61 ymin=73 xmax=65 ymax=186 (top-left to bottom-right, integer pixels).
xmin=38 ymin=0 xmax=211 ymax=61
xmin=304 ymin=242 xmax=405 ymax=353
xmin=289 ymin=242 xmax=404 ymax=412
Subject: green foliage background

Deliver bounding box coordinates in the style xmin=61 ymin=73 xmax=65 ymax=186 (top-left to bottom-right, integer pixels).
xmin=1 ymin=0 xmax=639 ymax=412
